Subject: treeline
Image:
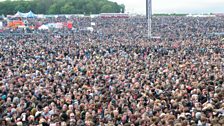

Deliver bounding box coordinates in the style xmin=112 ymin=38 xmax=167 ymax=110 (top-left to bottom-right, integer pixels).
xmin=0 ymin=0 xmax=125 ymax=15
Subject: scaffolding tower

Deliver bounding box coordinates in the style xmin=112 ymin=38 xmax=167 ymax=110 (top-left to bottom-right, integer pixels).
xmin=146 ymin=0 xmax=152 ymax=39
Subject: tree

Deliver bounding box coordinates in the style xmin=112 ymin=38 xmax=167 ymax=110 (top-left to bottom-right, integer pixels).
xmin=120 ymin=4 xmax=125 ymax=13
xmin=0 ymin=0 xmax=125 ymax=15
xmin=101 ymin=4 xmax=113 ymax=13
xmin=47 ymin=4 xmax=59 ymax=14
xmin=60 ymin=3 xmax=74 ymax=14
xmin=85 ymin=2 xmax=96 ymax=14
xmin=14 ymin=2 xmax=26 ymax=12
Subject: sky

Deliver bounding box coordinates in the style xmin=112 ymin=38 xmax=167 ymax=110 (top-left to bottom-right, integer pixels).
xmin=111 ymin=0 xmax=224 ymax=14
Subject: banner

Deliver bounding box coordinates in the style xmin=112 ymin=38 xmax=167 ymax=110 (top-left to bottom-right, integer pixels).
xmin=91 ymin=22 xmax=96 ymax=26
xmin=0 ymin=22 xmax=2 ymax=29
xmin=67 ymin=22 xmax=73 ymax=29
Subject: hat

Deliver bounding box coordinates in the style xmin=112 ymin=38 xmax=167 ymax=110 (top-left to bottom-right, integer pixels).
xmin=1 ymin=95 xmax=6 ymax=100
xmin=195 ymin=112 xmax=201 ymax=119
xmin=11 ymin=108 xmax=17 ymax=113
xmin=12 ymin=97 xmax=20 ymax=104
xmin=5 ymin=117 xmax=11 ymax=122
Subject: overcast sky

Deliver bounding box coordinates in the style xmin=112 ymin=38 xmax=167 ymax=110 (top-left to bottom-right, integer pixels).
xmin=111 ymin=0 xmax=224 ymax=14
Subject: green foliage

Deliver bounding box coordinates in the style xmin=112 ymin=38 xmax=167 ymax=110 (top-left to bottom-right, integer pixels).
xmin=101 ymin=4 xmax=113 ymax=13
xmin=0 ymin=0 xmax=125 ymax=15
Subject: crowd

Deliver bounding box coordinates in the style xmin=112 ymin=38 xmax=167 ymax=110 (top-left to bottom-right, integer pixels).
xmin=0 ymin=16 xmax=224 ymax=126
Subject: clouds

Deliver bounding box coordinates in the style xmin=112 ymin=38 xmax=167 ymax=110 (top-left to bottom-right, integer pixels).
xmin=111 ymin=0 xmax=224 ymax=14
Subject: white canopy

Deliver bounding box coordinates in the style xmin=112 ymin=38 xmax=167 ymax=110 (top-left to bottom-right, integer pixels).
xmin=86 ymin=27 xmax=94 ymax=32
xmin=13 ymin=11 xmax=37 ymax=18
xmin=26 ymin=11 xmax=37 ymax=18
xmin=38 ymin=25 xmax=49 ymax=30
xmin=0 ymin=22 xmax=3 ymax=29
xmin=13 ymin=11 xmax=26 ymax=18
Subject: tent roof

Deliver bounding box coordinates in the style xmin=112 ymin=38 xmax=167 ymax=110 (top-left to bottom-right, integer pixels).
xmin=13 ymin=11 xmax=37 ymax=18
xmin=38 ymin=25 xmax=49 ymax=30
xmin=13 ymin=11 xmax=26 ymax=17
xmin=26 ymin=11 xmax=37 ymax=18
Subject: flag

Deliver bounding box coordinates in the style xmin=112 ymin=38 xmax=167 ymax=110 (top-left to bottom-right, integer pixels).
xmin=91 ymin=22 xmax=96 ymax=26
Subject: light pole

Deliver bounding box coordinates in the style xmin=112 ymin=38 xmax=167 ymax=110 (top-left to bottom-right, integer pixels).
xmin=146 ymin=0 xmax=152 ymax=40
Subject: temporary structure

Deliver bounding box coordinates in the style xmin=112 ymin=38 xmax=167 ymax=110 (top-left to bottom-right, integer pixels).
xmin=7 ymin=20 xmax=25 ymax=28
xmin=13 ymin=11 xmax=26 ymax=18
xmin=26 ymin=11 xmax=37 ymax=18
xmin=38 ymin=25 xmax=49 ymax=30
xmin=13 ymin=11 xmax=37 ymax=18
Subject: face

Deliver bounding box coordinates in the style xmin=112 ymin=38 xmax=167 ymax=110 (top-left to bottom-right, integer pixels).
xmin=92 ymin=111 xmax=96 ymax=116
xmin=62 ymin=105 xmax=67 ymax=111
xmin=7 ymin=97 xmax=11 ymax=103
xmin=70 ymin=113 xmax=75 ymax=119
xmin=69 ymin=105 xmax=73 ymax=110
xmin=44 ymin=107 xmax=49 ymax=113
xmin=122 ymin=115 xmax=127 ymax=122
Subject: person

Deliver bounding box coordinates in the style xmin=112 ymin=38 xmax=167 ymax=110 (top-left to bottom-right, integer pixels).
xmin=0 ymin=15 xmax=223 ymax=125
